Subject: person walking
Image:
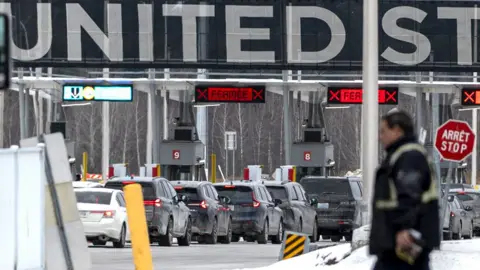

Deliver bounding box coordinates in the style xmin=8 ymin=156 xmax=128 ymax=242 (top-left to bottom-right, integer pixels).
xmin=370 ymin=110 xmax=440 ymax=270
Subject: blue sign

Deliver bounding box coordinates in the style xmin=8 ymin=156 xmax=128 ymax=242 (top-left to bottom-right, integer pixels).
xmin=62 ymin=85 xmax=133 ymax=102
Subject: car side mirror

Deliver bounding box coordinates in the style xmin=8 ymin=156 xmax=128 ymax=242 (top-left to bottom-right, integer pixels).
xmin=465 ymin=206 xmax=473 ymax=211
xmin=273 ymin=198 xmax=283 ymax=206
xmin=310 ymin=198 xmax=318 ymax=206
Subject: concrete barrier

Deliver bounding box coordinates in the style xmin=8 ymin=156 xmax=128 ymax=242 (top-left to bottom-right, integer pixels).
xmin=21 ymin=133 xmax=91 ymax=270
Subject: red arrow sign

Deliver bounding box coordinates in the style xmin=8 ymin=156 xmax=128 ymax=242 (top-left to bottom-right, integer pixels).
xmin=434 ymin=120 xmax=476 ymax=162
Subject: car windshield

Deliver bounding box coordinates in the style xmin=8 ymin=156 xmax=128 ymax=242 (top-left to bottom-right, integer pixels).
xmin=105 ymin=181 xmax=156 ymax=200
xmin=174 ymin=187 xmax=201 ymax=203
xmin=266 ymin=186 xmax=288 ymax=200
xmin=214 ymin=185 xmax=253 ymax=204
xmin=75 ymin=191 xmax=112 ymax=205
xmin=299 ymin=178 xmax=351 ymax=198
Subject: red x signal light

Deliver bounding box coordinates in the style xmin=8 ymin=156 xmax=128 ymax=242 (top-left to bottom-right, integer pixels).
xmin=461 ymin=89 xmax=480 ymax=105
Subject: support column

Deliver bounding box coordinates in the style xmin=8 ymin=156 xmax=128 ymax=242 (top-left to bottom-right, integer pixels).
xmin=18 ymin=68 xmax=26 ymax=139
xmin=197 ymin=3 xmax=209 ymax=167
xmin=362 ymin=0 xmax=379 ymax=221
xmin=154 ymin=86 xmax=163 ymax=163
xmin=0 ymin=90 xmax=4 ymax=148
xmin=432 ymin=93 xmax=443 ymax=240
xmin=472 ymin=109 xmax=478 ymax=187
xmin=282 ymin=70 xmax=291 ymax=165
xmin=416 ymin=88 xmax=424 ymax=133
xmin=102 ymin=68 xmax=110 ymax=180
xmin=146 ymin=69 xmax=155 ymax=165
xmin=24 ymin=79 xmax=30 ymax=137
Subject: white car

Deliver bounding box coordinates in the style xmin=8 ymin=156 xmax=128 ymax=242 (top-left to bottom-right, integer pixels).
xmin=75 ymin=188 xmax=130 ymax=248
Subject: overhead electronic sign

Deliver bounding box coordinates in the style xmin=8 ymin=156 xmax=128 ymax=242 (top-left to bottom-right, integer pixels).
xmin=461 ymin=88 xmax=480 ymax=106
xmin=195 ymin=86 xmax=265 ymax=103
xmin=8 ymin=0 xmax=480 ymax=72
xmin=62 ymin=84 xmax=133 ymax=102
xmin=327 ymin=88 xmax=398 ymax=105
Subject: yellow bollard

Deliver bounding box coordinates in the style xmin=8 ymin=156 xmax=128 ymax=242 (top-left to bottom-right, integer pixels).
xmin=211 ymin=154 xmax=217 ymax=183
xmin=82 ymin=152 xmax=88 ymax=182
xmin=123 ymin=184 xmax=153 ymax=270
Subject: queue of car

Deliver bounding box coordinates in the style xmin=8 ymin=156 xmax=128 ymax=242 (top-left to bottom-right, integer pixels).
xmin=73 ymin=175 xmax=368 ymax=246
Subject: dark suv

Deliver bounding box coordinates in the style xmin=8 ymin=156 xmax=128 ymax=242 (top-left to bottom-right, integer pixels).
xmin=213 ymin=181 xmax=284 ymax=244
xmin=172 ymin=181 xmax=232 ymax=244
xmin=264 ymin=181 xmax=318 ymax=242
xmin=104 ymin=177 xmax=192 ymax=246
xmin=299 ymin=176 xmax=363 ymax=242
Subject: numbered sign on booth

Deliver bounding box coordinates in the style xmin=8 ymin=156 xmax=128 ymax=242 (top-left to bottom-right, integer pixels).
xmin=172 ymin=150 xmax=181 ymax=160
xmin=304 ymin=151 xmax=311 ymax=161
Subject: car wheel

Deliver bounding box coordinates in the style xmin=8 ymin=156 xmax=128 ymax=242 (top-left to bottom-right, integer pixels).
xmin=231 ymin=235 xmax=240 ymax=242
xmin=205 ymin=218 xmax=218 ymax=244
xmin=257 ymin=220 xmax=269 ymax=244
xmin=178 ymin=218 xmax=192 ymax=246
xmin=464 ymin=222 xmax=474 ymax=239
xmin=345 ymin=233 xmax=353 ymax=242
xmin=158 ymin=217 xmax=174 ymax=246
xmin=309 ymin=220 xmax=318 ymax=243
xmin=444 ymin=221 xmax=453 ymax=240
xmin=331 ymin=235 xmax=342 ymax=242
xmin=271 ymin=220 xmax=284 ymax=244
xmin=113 ymin=224 xmax=126 ymax=248
xmin=219 ymin=219 xmax=233 ymax=244
xmin=453 ymin=223 xmax=461 ymax=240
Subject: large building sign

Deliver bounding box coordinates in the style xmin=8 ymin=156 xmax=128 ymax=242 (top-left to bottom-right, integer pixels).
xmin=4 ymin=0 xmax=480 ymax=71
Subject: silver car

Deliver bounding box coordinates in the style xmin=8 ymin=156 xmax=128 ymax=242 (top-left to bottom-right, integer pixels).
xmin=443 ymin=195 xmax=474 ymax=240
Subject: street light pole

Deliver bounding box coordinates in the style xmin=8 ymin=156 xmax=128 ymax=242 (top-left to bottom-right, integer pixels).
xmin=472 ymin=108 xmax=477 ymax=187
xmin=362 ymin=0 xmax=379 ymax=222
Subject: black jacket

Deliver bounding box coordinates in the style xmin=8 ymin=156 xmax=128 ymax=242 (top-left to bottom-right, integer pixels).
xmin=369 ymin=135 xmax=441 ymax=256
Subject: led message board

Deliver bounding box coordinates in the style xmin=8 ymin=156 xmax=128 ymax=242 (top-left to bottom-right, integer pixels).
xmin=62 ymin=84 xmax=133 ymax=102
xmin=327 ymin=88 xmax=398 ymax=105
xmin=195 ymin=86 xmax=265 ymax=103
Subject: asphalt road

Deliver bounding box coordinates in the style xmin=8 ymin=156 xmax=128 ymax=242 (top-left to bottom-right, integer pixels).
xmin=90 ymin=240 xmax=338 ymax=270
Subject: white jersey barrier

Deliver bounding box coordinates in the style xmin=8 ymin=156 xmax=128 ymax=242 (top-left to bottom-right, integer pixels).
xmin=20 ymin=133 xmax=91 ymax=270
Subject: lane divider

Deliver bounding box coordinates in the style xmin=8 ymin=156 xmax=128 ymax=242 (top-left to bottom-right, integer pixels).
xmin=278 ymin=231 xmax=310 ymax=261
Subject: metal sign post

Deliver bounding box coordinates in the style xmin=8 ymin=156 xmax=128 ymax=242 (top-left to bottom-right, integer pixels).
xmin=224 ymin=131 xmax=237 ymax=179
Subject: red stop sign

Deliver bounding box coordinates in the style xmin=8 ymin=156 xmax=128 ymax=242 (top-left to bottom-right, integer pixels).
xmin=434 ymin=120 xmax=476 ymax=162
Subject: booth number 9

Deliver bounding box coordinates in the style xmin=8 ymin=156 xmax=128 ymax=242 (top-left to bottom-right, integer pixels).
xmin=173 ymin=150 xmax=181 ymax=160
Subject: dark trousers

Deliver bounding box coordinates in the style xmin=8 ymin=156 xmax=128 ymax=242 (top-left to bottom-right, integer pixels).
xmin=374 ymin=252 xmax=430 ymax=270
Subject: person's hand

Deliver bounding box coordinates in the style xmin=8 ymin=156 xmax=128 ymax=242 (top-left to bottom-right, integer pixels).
xmin=396 ymin=230 xmax=413 ymax=250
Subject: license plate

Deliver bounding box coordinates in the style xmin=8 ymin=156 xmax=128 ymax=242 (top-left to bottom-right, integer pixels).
xmin=317 ymin=203 xmax=329 ymax=209
xmin=189 ymin=209 xmax=197 ymax=212
xmin=228 ymin=205 xmax=235 ymax=211
xmin=79 ymin=211 xmax=88 ymax=218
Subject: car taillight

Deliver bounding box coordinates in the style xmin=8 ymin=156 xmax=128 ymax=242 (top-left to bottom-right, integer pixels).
xmin=90 ymin=210 xmax=115 ymax=218
xmin=103 ymin=210 xmax=115 ymax=218
xmin=200 ymin=200 xmax=208 ymax=209
xmin=252 ymin=192 xmax=260 ymax=208
xmin=450 ymin=211 xmax=455 ymax=217
xmin=144 ymin=198 xmax=162 ymax=208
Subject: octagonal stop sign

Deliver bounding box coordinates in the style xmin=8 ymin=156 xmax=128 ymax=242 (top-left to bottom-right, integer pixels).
xmin=434 ymin=120 xmax=476 ymax=162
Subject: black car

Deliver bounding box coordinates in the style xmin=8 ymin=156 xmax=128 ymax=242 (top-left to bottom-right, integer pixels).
xmin=264 ymin=181 xmax=318 ymax=242
xmin=104 ymin=177 xmax=192 ymax=246
xmin=172 ymin=181 xmax=232 ymax=244
xmin=299 ymin=176 xmax=363 ymax=242
xmin=213 ymin=181 xmax=284 ymax=244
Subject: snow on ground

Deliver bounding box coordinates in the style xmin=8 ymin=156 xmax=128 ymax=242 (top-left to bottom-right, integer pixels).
xmin=236 ymin=239 xmax=480 ymax=270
